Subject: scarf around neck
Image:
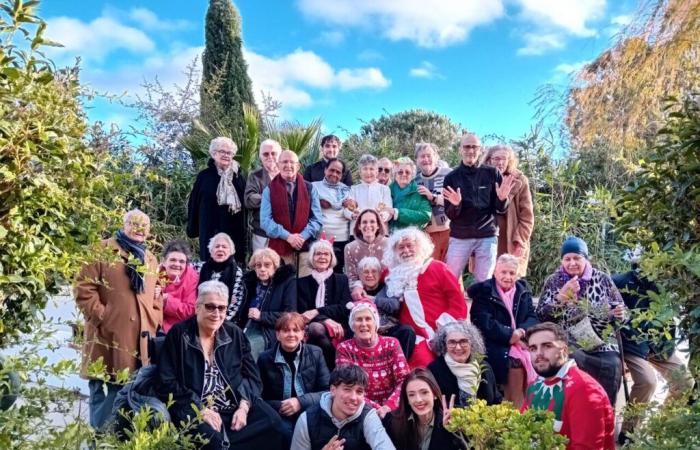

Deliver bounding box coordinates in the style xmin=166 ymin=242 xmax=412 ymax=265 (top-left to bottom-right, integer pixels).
xmin=115 ymin=229 xmax=147 ymax=293
xmin=496 ymin=283 xmax=538 ymax=385
xmin=444 ymin=353 xmax=480 ymax=396
xmin=318 ymin=179 xmax=350 ymax=210
xmin=311 ymin=269 xmax=334 ymax=308
xmin=215 ymin=161 xmax=242 ymax=214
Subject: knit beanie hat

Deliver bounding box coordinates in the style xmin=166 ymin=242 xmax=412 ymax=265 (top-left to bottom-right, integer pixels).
xmin=348 ymin=301 xmax=380 ymax=329
xmin=560 ymin=236 xmax=589 ymax=258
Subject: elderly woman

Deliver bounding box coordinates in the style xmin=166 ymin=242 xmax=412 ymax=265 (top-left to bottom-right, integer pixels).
xmin=349 ymin=154 xmax=393 ymax=231
xmin=385 ymin=368 xmax=465 ymax=450
xmin=537 ymin=236 xmax=627 ymax=406
xmin=198 ymin=233 xmax=245 ymax=322
xmin=159 ymin=240 xmax=199 ymax=333
xmin=257 ymin=313 xmax=330 ymax=443
xmin=158 ymin=280 xmax=283 ymax=450
xmin=336 ymin=302 xmax=410 ymax=418
xmin=312 ymin=158 xmax=354 ymax=273
xmin=297 ymin=239 xmax=353 ymax=370
xmin=187 ymin=136 xmax=247 ymax=263
xmin=238 ymin=248 xmax=297 ymax=360
xmin=483 ymin=145 xmax=534 ymax=276
xmin=389 ymin=157 xmax=431 ymax=232
xmin=345 ymin=209 xmax=387 ymax=297
xmin=427 ymin=321 xmax=501 ymax=407
xmin=468 ymin=253 xmax=538 ymax=408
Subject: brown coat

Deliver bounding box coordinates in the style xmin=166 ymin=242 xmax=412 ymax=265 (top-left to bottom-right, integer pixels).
xmin=75 ymin=238 xmax=162 ymax=381
xmin=498 ymin=171 xmax=534 ymax=276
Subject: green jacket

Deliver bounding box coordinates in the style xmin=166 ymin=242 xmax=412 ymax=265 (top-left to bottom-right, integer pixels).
xmin=389 ymin=181 xmax=432 ymax=231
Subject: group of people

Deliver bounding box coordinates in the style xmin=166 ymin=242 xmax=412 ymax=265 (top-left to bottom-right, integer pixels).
xmin=74 ymin=133 xmax=693 ymax=449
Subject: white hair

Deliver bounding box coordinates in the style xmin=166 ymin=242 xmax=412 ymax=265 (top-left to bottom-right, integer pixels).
xmin=197 ymin=280 xmax=229 ymax=304
xmin=358 ymin=154 xmax=378 ymax=167
xmin=123 ymin=208 xmax=148 ymax=225
xmin=382 ymin=227 xmax=434 ymax=268
xmin=357 ymin=256 xmax=382 ymax=272
xmin=259 ymin=139 xmax=281 ymax=156
xmin=207 ymin=232 xmax=236 ymax=256
xmin=209 ymin=137 xmax=238 ymax=157
xmin=415 ymin=142 xmax=439 ymax=159
xmin=307 ymin=239 xmax=337 ymax=269
xmin=496 ymin=253 xmax=520 ymax=270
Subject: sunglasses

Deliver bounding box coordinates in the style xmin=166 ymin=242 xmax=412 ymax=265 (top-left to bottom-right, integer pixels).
xmin=202 ymin=303 xmax=227 ymax=313
xmin=378 ymin=168 xmax=391 ymax=173
xmin=462 ymin=145 xmax=480 ymax=150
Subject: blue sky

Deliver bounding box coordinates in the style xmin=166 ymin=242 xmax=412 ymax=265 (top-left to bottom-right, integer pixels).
xmin=40 ymin=0 xmax=636 ymax=143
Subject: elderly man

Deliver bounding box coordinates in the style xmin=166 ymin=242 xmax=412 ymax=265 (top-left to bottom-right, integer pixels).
xmin=376 ymin=157 xmax=393 ymax=186
xmin=415 ymin=143 xmax=452 ymax=262
xmin=303 ymin=134 xmax=353 ymax=185
xmin=383 ymin=227 xmax=467 ymax=368
xmin=75 ymin=209 xmax=162 ymax=429
xmin=261 ymin=150 xmax=323 ymax=277
xmin=522 ymin=322 xmax=615 ymax=450
xmin=245 ymin=139 xmax=281 ymax=251
xmin=443 ymin=133 xmax=513 ymax=282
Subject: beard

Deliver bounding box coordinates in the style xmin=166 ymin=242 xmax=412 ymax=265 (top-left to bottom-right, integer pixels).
xmin=534 ymin=360 xmax=566 ymax=378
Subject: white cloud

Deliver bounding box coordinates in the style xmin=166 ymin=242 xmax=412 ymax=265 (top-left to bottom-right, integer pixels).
xmin=298 ymin=0 xmax=505 ymax=48
xmin=554 ymin=60 xmax=587 ymax=75
xmin=127 ymin=7 xmax=193 ymax=31
xmin=409 ymin=61 xmax=441 ymax=79
xmin=46 ymin=15 xmax=155 ymax=62
xmin=605 ymin=14 xmax=632 ymax=36
xmin=317 ymin=30 xmax=345 ymax=45
xmin=244 ymin=48 xmax=390 ymax=109
xmin=516 ymin=0 xmax=605 ymax=37
xmin=357 ymin=49 xmax=383 ymax=62
xmin=517 ymin=32 xmax=566 ymax=55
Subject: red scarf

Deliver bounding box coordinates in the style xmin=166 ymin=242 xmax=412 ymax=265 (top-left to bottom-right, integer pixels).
xmin=269 ymin=173 xmax=311 ymax=256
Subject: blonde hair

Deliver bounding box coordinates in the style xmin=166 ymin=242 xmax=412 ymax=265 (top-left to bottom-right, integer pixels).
xmin=248 ymin=248 xmax=281 ymax=270
xmin=483 ymin=144 xmax=518 ymax=174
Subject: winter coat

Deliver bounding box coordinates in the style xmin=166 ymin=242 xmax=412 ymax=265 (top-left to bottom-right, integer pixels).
xmin=257 ymin=343 xmax=330 ymax=412
xmin=244 ymin=167 xmax=273 ymax=237
xmin=389 ymin=181 xmax=432 ymax=231
xmin=297 ymin=273 xmax=352 ymax=329
xmin=468 ymin=278 xmax=539 ymax=384
xmin=75 ymin=237 xmax=162 ymax=381
xmin=186 ymin=158 xmax=247 ymax=263
xmin=161 ymin=264 xmax=199 ymax=333
xmin=496 ymin=170 xmax=534 ymax=276
xmin=157 ymin=316 xmax=261 ymax=423
xmin=237 ymin=264 xmax=298 ymax=348
xmin=428 ymin=355 xmax=502 ymax=406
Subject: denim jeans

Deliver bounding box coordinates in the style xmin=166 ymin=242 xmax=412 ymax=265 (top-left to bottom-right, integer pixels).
xmin=445 ymin=236 xmax=497 ymax=282
xmin=88 ymin=379 xmax=122 ymax=430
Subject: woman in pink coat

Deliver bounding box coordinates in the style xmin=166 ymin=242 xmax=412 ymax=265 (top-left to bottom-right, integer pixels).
xmin=159 ymin=240 xmax=199 ymax=332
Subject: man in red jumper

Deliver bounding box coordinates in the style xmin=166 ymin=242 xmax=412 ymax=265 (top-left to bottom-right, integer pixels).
xmin=522 ymin=322 xmax=615 ymax=450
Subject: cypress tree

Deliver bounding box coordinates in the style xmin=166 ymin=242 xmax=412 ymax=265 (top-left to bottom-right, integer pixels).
xmin=200 ymin=0 xmax=256 ymax=134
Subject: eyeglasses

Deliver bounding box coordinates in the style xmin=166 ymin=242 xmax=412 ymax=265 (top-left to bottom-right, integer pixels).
xmin=378 ymin=168 xmax=391 ymax=173
xmin=446 ymin=339 xmax=470 ymax=348
xmin=462 ymin=145 xmax=480 ymax=150
xmin=202 ymin=303 xmax=227 ymax=314
xmin=396 ymin=170 xmax=411 ymax=176
xmin=216 ymin=150 xmax=235 ymax=156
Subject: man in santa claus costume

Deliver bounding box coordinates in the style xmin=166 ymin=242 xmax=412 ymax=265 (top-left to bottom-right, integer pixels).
xmin=382 ymin=227 xmax=468 ymax=367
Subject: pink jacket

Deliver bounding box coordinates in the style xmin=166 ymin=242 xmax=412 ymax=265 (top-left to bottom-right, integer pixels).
xmin=161 ymin=264 xmax=199 ymax=332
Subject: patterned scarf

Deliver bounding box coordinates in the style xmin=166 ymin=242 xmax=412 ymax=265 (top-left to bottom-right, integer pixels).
xmin=115 ymin=229 xmax=146 ymax=293
xmin=216 ymin=162 xmax=242 ymax=213
xmin=318 ymin=178 xmax=350 ymax=210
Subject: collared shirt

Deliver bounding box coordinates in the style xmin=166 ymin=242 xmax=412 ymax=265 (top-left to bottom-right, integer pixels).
xmin=259 ymin=181 xmax=323 ymax=241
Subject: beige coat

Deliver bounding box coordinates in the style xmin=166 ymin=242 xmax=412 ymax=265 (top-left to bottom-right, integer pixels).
xmin=75 ymin=238 xmax=162 ymax=381
xmin=498 ymin=171 xmax=534 ymax=276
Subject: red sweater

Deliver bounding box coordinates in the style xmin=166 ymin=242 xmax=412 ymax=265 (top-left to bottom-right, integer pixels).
xmin=335 ymin=336 xmax=410 ymax=410
xmin=522 ymin=361 xmax=615 ymax=450
xmin=161 ymin=264 xmax=199 ymax=332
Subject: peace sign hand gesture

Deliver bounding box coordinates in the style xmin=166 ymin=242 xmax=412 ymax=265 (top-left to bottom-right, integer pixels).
xmin=496 ymin=174 xmax=515 ymax=201
xmin=441 ymin=394 xmax=456 ymax=427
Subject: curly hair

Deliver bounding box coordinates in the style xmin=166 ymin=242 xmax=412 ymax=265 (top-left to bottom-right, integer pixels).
xmin=382 ymin=227 xmax=434 ymax=268
xmin=430 ymin=321 xmax=486 ymax=360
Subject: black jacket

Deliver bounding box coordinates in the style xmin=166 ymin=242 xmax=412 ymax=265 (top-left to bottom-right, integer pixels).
xmin=384 ymin=409 xmax=466 ymax=450
xmin=186 ymin=159 xmax=247 ymax=263
xmin=443 ymin=163 xmax=507 ymax=239
xmin=297 ymin=273 xmax=352 ymax=327
xmin=428 ymin=355 xmax=502 ymax=406
xmin=257 ymin=343 xmax=330 ymax=412
xmin=468 ymin=278 xmax=539 ymax=384
xmin=304 ymin=159 xmax=353 ymax=186
xmin=157 ymin=316 xmax=261 ymax=423
xmin=238 ymin=264 xmax=297 ymax=349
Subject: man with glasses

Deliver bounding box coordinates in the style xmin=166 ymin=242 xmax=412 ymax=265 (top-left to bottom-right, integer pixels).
xmin=261 ymin=150 xmax=322 ymax=277
xmin=376 ymin=157 xmax=394 ymax=186
xmin=304 ymin=134 xmax=353 ymax=185
xmin=443 ymin=133 xmax=514 ymax=282
xmin=245 ymin=139 xmax=282 ymax=251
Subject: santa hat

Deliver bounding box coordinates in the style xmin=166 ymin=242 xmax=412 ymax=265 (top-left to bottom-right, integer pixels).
xmin=348 ymin=301 xmax=380 ymax=329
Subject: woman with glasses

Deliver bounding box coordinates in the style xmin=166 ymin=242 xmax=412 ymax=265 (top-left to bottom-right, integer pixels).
xmin=237 ymin=248 xmax=297 ymax=360
xmin=389 ymin=157 xmax=431 ymax=232
xmin=349 ymin=154 xmax=393 ymax=234
xmin=198 ymin=233 xmax=245 ymax=322
xmin=158 ymin=280 xmax=284 ymax=450
xmin=427 ymin=321 xmax=501 ymax=407
xmin=187 ymin=136 xmax=247 ymax=263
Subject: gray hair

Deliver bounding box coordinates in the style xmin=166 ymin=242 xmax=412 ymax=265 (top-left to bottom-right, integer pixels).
xmin=382 ymin=227 xmax=434 ymax=268
xmin=123 ymin=208 xmax=148 ymax=225
xmin=394 ymin=157 xmax=416 ymax=177
xmin=430 ymin=321 xmax=486 ymax=360
xmin=307 ymin=239 xmax=337 ymax=269
xmin=197 ymin=280 xmax=229 ymax=304
xmin=207 ymin=232 xmax=236 ymax=256
xmin=496 ymin=253 xmax=520 ymax=270
xmin=209 ymin=137 xmax=238 ymax=158
xmin=358 ymin=154 xmax=378 ymax=167
xmin=259 ymin=139 xmax=282 ymax=156
xmin=414 ymin=142 xmax=439 ymax=159
xmin=357 ymin=256 xmax=382 ymax=272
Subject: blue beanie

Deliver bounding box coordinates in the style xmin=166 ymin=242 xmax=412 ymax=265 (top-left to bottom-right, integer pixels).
xmin=560 ymin=236 xmax=588 ymax=258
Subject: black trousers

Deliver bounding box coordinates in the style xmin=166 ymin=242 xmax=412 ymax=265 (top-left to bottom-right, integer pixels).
xmin=572 ymin=349 xmax=622 ymax=406
xmin=382 ymin=324 xmax=416 ymax=360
